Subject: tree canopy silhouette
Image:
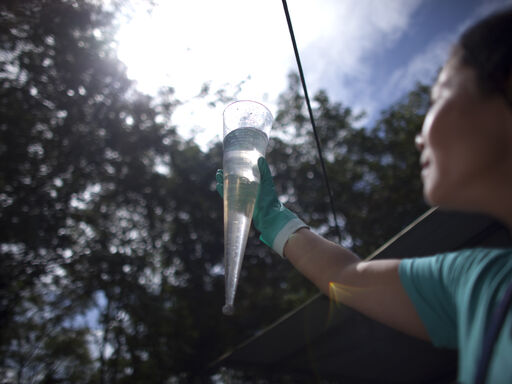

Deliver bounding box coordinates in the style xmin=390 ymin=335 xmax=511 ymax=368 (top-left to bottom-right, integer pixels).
xmin=1 ymin=1 xmax=429 ymax=383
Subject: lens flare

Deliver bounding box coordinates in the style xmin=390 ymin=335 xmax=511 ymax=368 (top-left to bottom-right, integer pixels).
xmin=328 ymin=281 xmax=366 ymax=302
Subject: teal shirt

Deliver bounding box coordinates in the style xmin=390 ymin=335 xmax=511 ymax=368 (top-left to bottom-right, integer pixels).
xmin=399 ymin=248 xmax=512 ymax=384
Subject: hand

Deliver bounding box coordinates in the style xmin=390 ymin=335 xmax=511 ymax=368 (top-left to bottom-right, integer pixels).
xmin=216 ymin=158 xmax=307 ymax=257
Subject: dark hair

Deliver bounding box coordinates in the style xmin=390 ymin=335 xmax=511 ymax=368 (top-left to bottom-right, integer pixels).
xmin=458 ymin=7 xmax=512 ymax=106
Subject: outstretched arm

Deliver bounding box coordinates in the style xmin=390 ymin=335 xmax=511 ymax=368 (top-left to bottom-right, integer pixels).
xmin=217 ymin=158 xmax=429 ymax=341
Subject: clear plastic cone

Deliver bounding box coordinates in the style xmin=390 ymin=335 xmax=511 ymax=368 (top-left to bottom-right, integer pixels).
xmin=222 ymin=101 xmax=272 ymax=315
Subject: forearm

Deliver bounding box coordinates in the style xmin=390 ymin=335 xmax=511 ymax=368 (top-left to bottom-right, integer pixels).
xmin=283 ymin=228 xmax=360 ymax=297
xmin=282 ymin=228 xmax=429 ymax=340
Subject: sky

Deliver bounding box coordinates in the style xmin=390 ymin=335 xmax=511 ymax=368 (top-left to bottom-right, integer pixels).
xmin=115 ymin=0 xmax=512 ymax=150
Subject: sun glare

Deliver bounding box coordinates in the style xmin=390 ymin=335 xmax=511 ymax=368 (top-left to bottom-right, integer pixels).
xmin=116 ymin=1 xmax=290 ymax=99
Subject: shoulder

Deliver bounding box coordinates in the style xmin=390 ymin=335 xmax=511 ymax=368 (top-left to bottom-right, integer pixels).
xmin=400 ymin=247 xmax=512 ymax=284
xmin=397 ymin=247 xmax=512 ymax=348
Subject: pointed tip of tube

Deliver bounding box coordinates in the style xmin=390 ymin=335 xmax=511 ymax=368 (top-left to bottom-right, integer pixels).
xmin=222 ymin=304 xmax=235 ymax=316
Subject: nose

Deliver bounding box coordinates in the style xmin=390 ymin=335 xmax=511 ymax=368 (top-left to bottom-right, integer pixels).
xmin=414 ymin=134 xmax=425 ymax=152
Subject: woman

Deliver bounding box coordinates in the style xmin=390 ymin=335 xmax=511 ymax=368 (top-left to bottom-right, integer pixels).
xmin=217 ymin=7 xmax=512 ymax=383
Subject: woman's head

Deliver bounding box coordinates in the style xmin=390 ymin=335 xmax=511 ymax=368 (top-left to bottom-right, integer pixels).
xmin=415 ymin=8 xmax=512 ymax=217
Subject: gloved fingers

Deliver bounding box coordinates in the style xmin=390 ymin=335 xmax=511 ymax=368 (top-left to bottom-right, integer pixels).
xmin=255 ymin=157 xmax=279 ymax=210
xmin=257 ymin=157 xmax=273 ymax=184
xmin=216 ymin=169 xmax=224 ymax=198
xmin=256 ymin=157 xmax=277 ymax=205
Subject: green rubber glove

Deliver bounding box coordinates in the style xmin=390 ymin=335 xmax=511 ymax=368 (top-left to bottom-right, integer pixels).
xmin=216 ymin=157 xmax=308 ymax=257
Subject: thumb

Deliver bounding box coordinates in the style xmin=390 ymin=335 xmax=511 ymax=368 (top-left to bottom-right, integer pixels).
xmin=256 ymin=157 xmax=279 ymax=207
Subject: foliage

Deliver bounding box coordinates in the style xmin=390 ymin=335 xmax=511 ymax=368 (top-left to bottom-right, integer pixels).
xmin=1 ymin=1 xmax=429 ymax=383
xmin=272 ymin=73 xmax=428 ymax=256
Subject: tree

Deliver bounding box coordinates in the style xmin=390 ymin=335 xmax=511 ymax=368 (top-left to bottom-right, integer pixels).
xmin=0 ymin=0 xmax=177 ymax=381
xmin=272 ymin=73 xmax=429 ymax=257
xmin=337 ymin=84 xmax=430 ymax=256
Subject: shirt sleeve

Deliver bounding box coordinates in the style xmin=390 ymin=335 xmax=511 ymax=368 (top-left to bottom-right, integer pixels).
xmin=399 ymin=254 xmax=459 ymax=348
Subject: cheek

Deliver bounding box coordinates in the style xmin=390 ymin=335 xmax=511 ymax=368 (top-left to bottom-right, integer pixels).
xmin=426 ymin=100 xmax=459 ymax=151
xmin=422 ymin=101 xmax=509 ymax=208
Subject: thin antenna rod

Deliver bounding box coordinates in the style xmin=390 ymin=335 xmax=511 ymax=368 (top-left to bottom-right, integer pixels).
xmin=281 ymin=0 xmax=342 ymax=242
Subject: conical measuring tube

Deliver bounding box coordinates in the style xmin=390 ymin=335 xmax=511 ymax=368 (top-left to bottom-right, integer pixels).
xmin=222 ymin=101 xmax=272 ymax=315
